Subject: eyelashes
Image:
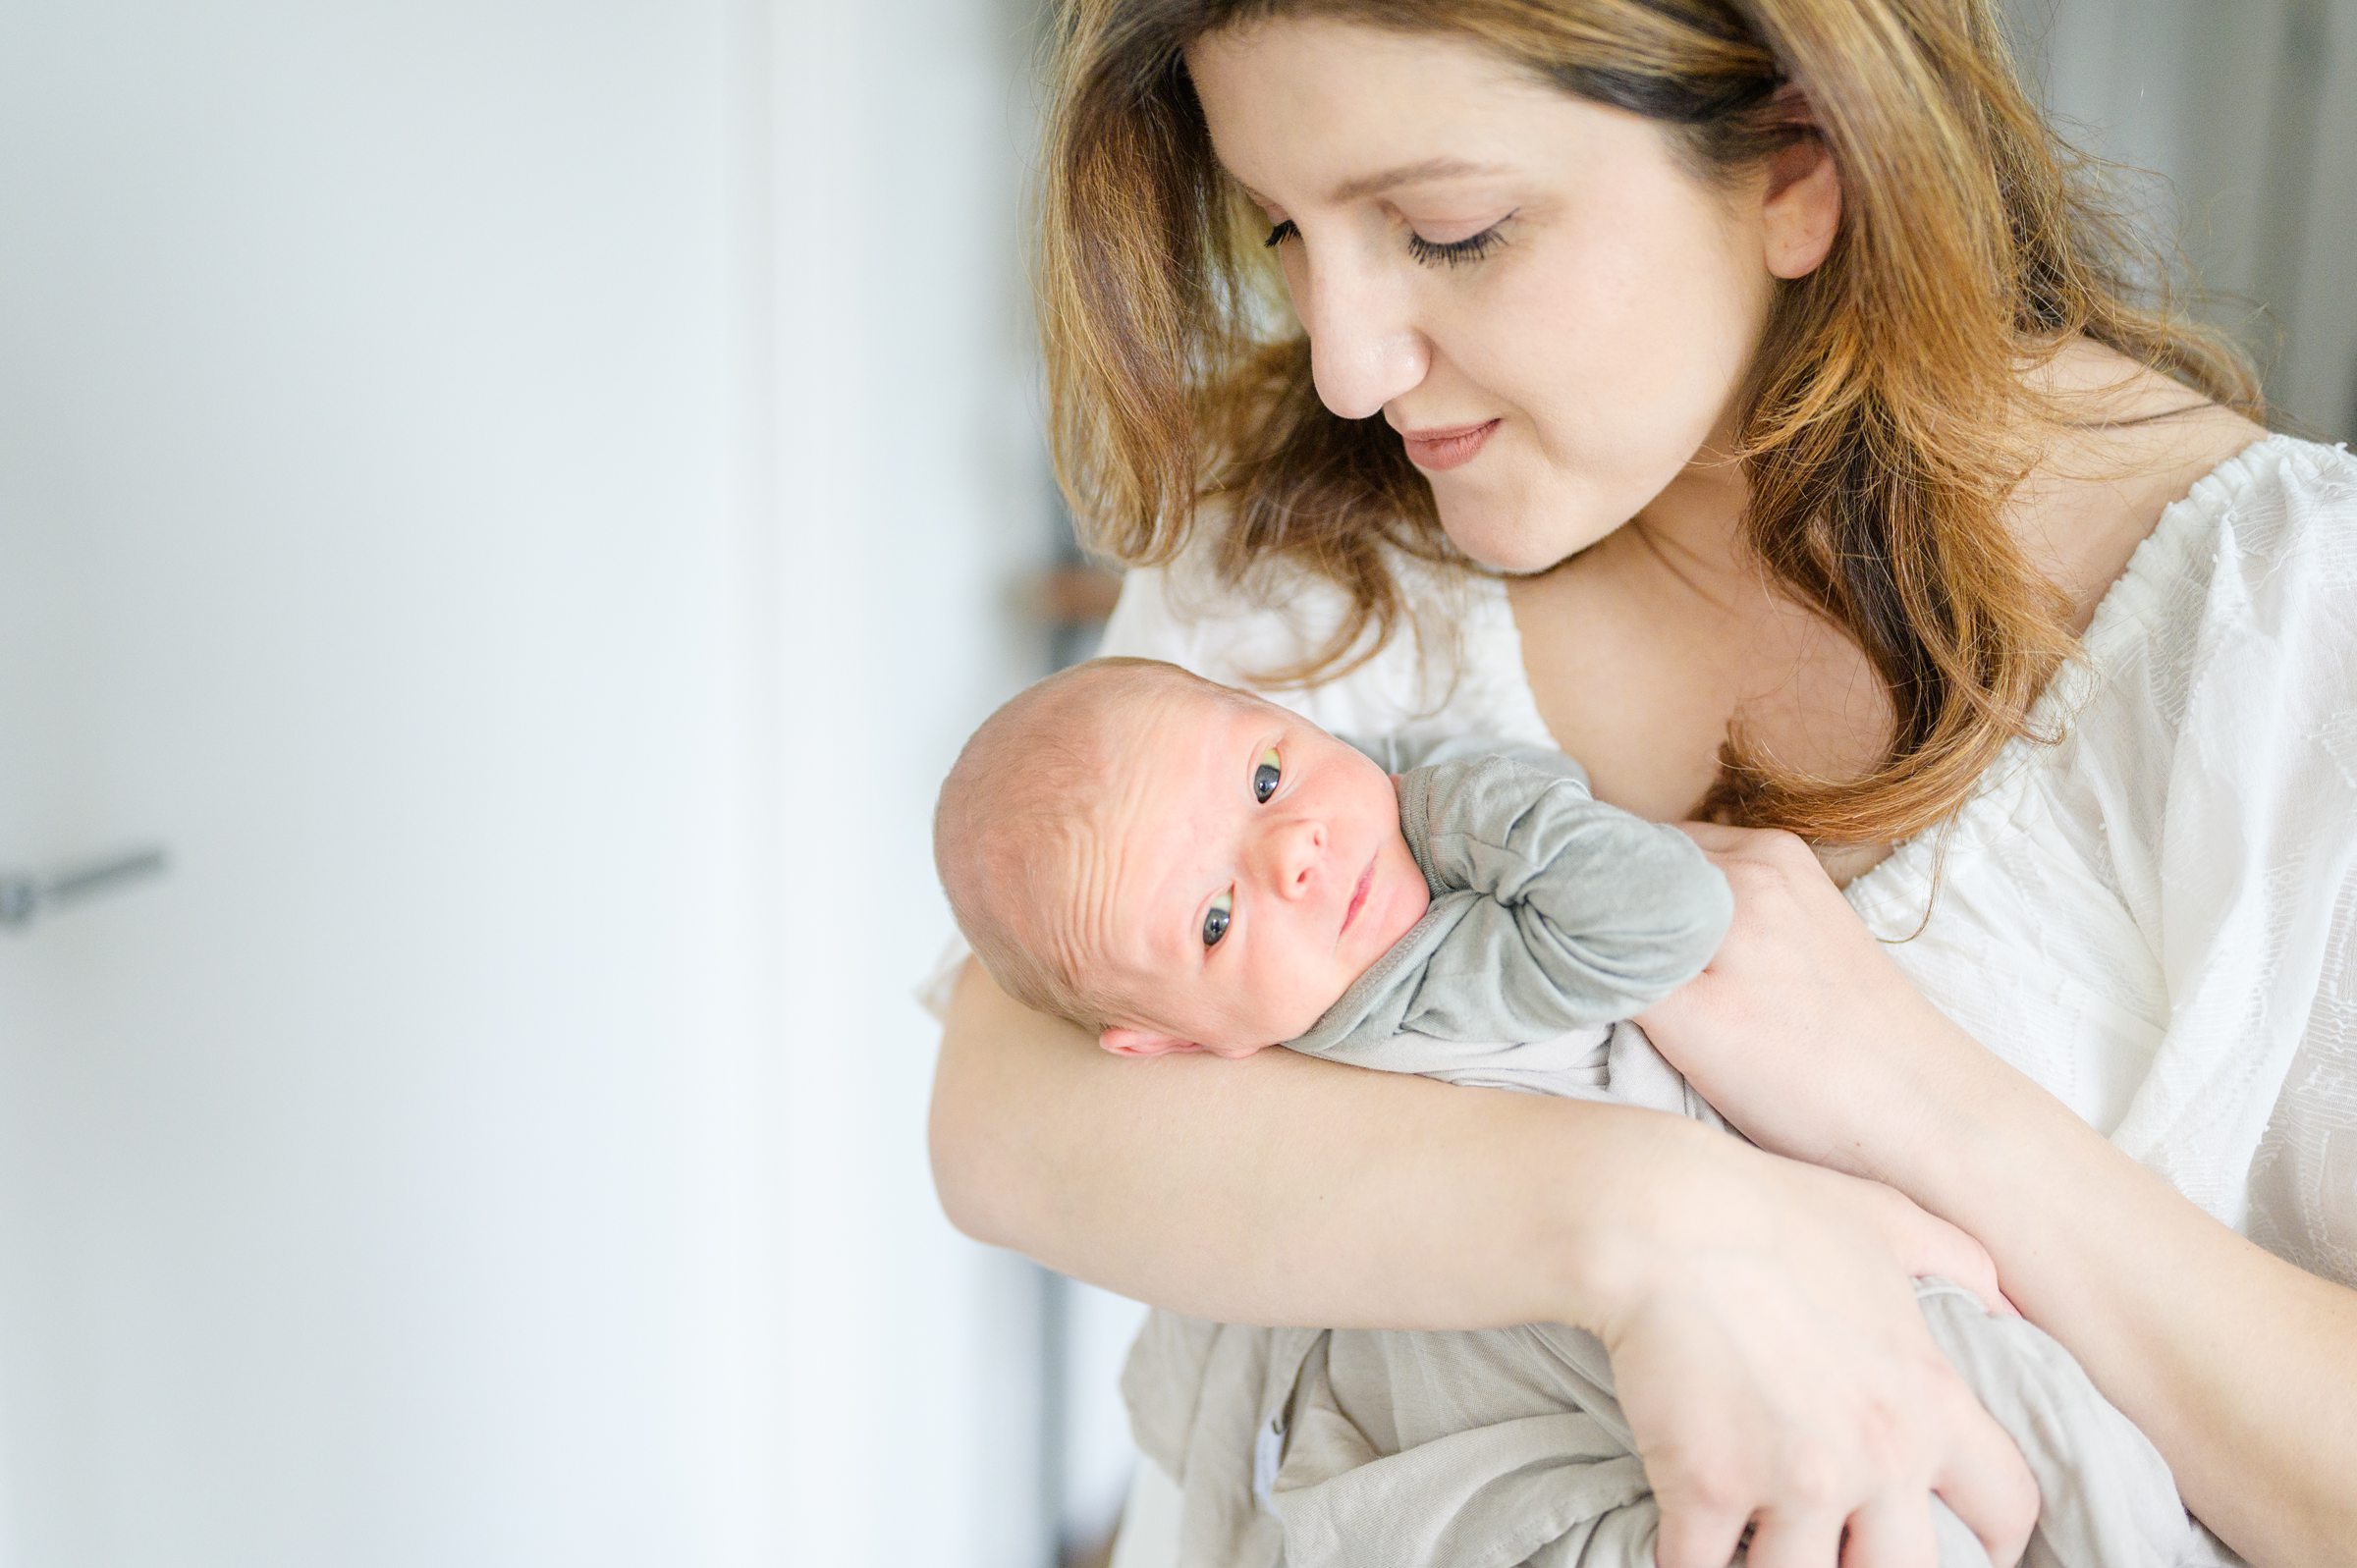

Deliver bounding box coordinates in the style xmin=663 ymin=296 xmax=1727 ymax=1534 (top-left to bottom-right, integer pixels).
xmin=1406 ymin=226 xmax=1506 ymax=267
xmin=1261 ymin=215 xmax=1512 ymax=269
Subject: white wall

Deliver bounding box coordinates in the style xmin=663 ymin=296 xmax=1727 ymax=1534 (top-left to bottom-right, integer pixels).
xmin=764 ymin=0 xmax=1065 ymax=1563
xmin=0 ymin=1 xmax=1053 ymax=1563
xmin=2001 ymin=0 xmax=2357 ymax=439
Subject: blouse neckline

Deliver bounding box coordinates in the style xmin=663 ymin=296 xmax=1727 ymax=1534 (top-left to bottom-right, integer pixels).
xmin=1469 ymin=431 xmax=2313 ymax=918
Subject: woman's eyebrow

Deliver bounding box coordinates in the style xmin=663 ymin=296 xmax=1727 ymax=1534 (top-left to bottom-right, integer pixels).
xmin=1231 ymin=156 xmax=1513 ymax=209
xmin=1326 ymin=156 xmax=1510 ymax=203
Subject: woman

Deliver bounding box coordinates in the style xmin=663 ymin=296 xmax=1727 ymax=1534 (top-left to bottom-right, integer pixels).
xmin=927 ymin=3 xmax=2357 ymax=1563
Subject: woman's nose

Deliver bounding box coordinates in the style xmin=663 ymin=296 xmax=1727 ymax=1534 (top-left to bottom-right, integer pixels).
xmin=1292 ymin=252 xmax=1429 ymax=422
xmin=1255 ymin=818 xmax=1326 ymax=899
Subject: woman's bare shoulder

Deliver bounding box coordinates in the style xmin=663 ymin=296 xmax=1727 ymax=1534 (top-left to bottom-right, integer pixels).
xmin=2008 ymin=340 xmax=2271 ymax=634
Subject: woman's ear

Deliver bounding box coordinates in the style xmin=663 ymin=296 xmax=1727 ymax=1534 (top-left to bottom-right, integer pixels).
xmin=1099 ymin=1025 xmax=1201 ymax=1057
xmin=1759 ymin=90 xmax=1841 ymax=281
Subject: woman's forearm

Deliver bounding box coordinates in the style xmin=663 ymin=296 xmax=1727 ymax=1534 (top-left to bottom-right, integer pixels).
xmin=935 ymin=958 xmax=2052 ymax=1560
xmin=928 ymin=957 xmax=1711 ymax=1332
xmin=1891 ymin=1046 xmax=2357 ymax=1566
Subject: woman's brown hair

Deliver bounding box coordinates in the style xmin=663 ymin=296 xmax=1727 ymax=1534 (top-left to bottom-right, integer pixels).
xmin=1037 ymin=0 xmax=2263 ymax=846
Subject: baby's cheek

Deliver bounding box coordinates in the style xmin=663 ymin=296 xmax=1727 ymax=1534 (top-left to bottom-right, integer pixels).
xmin=1266 ymin=961 xmax=1349 ymax=1043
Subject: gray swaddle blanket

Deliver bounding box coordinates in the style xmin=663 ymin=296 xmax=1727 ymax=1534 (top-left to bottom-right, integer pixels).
xmin=1286 ymin=743 xmax=1731 ymax=1057
xmin=1122 ymin=744 xmax=2228 ymax=1568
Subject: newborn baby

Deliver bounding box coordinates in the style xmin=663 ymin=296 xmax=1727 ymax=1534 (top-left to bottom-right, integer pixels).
xmin=932 ymin=654 xmax=1732 ymax=1065
xmin=934 ymin=656 xmax=2214 ymax=1568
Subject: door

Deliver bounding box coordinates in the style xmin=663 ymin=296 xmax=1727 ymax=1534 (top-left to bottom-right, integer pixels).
xmin=0 ymin=5 xmax=765 ymax=1563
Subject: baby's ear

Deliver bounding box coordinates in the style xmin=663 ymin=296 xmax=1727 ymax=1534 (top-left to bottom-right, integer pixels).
xmin=1098 ymin=1025 xmax=1200 ymax=1057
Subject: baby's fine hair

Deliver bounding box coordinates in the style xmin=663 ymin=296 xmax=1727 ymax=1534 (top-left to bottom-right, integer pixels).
xmin=933 ymin=657 xmax=1257 ymax=1031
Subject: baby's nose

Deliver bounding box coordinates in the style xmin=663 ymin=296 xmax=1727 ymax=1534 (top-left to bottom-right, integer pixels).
xmin=1267 ymin=819 xmax=1325 ymax=896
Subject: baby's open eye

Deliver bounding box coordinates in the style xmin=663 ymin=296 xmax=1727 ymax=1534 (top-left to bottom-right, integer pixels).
xmin=1253 ymin=748 xmax=1281 ymax=804
xmin=1202 ymin=891 xmax=1233 ymax=948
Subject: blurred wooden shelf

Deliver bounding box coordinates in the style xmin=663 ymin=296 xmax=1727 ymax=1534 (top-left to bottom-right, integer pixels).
xmin=1035 ymin=564 xmax=1122 ymax=627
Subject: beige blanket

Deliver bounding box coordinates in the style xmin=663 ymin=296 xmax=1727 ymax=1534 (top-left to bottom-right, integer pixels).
xmin=1122 ymin=1024 xmax=2232 ymax=1567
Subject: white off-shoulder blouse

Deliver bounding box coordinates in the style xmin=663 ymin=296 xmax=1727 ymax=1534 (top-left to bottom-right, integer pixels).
xmin=1066 ymin=432 xmax=2357 ymax=1287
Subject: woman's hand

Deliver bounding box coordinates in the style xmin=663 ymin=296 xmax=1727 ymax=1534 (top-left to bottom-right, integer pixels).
xmin=1634 ymin=824 xmax=1988 ymax=1178
xmin=1595 ymin=1139 xmax=2038 ymax=1568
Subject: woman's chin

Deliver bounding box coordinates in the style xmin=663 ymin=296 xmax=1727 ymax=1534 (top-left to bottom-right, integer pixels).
xmin=1438 ymin=498 xmax=1614 ymax=576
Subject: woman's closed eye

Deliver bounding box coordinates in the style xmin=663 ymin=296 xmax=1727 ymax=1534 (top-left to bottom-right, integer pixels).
xmin=1407 ymin=222 xmax=1507 ymax=267
xmin=1261 ymin=216 xmax=1512 ymax=269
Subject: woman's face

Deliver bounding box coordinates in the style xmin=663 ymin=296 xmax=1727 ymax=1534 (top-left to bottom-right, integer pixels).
xmin=1185 ymin=19 xmax=1795 ymax=573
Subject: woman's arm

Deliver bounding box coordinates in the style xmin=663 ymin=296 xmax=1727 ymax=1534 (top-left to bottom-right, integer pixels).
xmin=929 ymin=955 xmax=2039 ymax=1568
xmin=931 ymin=953 xmax=1671 ymax=1327
xmin=1637 ymin=825 xmax=2357 ymax=1566
xmin=1897 ymin=1057 xmax=2357 ymax=1567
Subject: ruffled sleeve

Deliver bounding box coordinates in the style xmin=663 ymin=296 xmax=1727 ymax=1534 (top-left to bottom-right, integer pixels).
xmin=2109 ymin=439 xmax=2357 ymax=1244
xmin=1843 ymin=436 xmax=2357 ymax=1271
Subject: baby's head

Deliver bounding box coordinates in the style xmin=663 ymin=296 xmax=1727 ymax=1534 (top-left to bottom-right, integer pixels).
xmin=934 ymin=658 xmax=1430 ymax=1057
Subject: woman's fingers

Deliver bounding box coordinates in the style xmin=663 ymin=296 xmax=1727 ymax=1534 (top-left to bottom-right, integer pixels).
xmin=1651 ymin=1491 xmax=1750 ymax=1568
xmin=1838 ymin=1496 xmax=1938 ymax=1568
xmin=1929 ymin=1384 xmax=2040 ymax=1568
xmin=1744 ymin=1509 xmax=1848 ymax=1568
xmin=1603 ymin=1143 xmax=2041 ymax=1568
xmin=1875 ymin=1196 xmax=2008 ymax=1319
xmin=1638 ymin=819 xmax=1989 ymax=1177
xmin=1789 ymin=1166 xmax=2008 ymax=1319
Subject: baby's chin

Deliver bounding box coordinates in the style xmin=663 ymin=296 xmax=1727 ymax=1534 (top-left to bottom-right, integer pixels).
xmin=1184 ymin=993 xmax=1348 ymax=1056
xmin=1265 ymin=986 xmax=1357 ymax=1049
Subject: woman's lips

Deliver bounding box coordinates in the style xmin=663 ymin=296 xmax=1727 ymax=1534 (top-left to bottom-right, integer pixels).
xmin=1398 ymin=418 xmax=1500 ymax=472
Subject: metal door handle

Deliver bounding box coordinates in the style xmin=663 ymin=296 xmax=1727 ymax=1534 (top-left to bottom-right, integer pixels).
xmin=0 ymin=845 xmax=169 ymax=930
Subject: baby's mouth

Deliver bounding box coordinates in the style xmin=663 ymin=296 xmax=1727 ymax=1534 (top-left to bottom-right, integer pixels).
xmin=1341 ymin=857 xmax=1374 ymax=940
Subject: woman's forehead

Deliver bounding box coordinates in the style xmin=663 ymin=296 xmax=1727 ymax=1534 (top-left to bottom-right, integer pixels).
xmin=1186 ymin=17 xmax=1566 ymax=199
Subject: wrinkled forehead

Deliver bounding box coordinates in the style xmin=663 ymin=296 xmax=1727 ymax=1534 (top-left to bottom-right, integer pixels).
xmin=1042 ymin=673 xmax=1266 ymax=974
xmin=1067 ymin=663 xmax=1270 ymax=767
